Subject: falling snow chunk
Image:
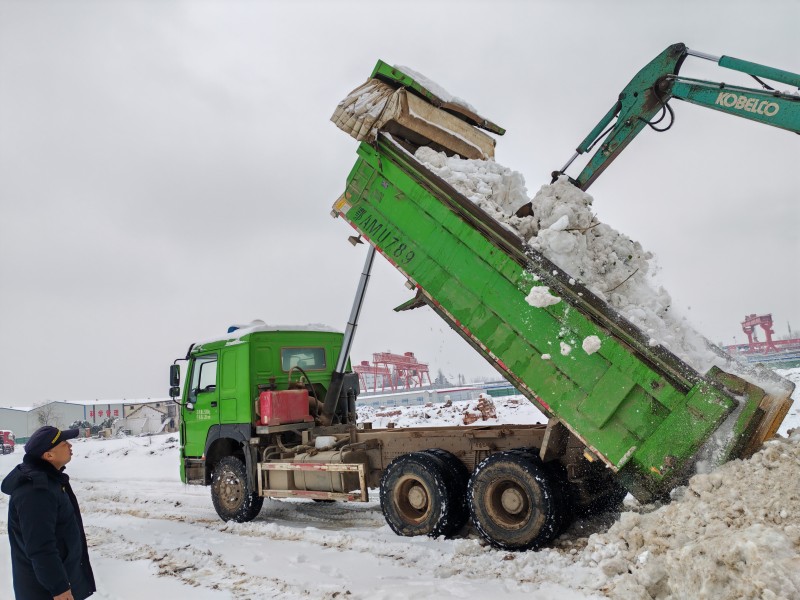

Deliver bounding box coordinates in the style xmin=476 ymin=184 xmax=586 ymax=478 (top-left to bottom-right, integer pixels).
xmin=541 ymin=354 xmax=552 ymax=360
xmin=525 ymin=286 xmax=562 ymax=308
xmin=582 ymin=335 xmax=601 ymax=354
xmin=560 ymin=342 xmax=572 ymax=356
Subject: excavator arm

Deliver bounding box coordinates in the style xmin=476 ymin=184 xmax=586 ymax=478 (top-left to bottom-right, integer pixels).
xmin=553 ymin=42 xmax=800 ymax=192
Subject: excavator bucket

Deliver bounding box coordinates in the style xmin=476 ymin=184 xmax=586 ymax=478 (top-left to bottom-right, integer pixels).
xmin=332 ymin=61 xmax=503 ymax=160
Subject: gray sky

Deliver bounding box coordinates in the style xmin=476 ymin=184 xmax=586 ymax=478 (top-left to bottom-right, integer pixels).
xmin=1 ymin=0 xmax=798 ymax=407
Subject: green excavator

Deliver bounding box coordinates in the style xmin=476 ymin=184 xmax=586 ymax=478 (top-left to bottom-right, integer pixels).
xmin=550 ymin=42 xmax=799 ymax=194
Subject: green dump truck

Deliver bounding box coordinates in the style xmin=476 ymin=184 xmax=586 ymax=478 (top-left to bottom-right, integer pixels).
xmin=173 ymin=44 xmax=796 ymax=551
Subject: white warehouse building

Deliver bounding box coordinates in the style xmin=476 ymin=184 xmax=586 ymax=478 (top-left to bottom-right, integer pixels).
xmin=0 ymin=398 xmax=175 ymax=442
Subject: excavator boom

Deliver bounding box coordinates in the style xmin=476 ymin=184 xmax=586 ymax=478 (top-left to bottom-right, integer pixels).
xmin=553 ymin=43 xmax=800 ymax=192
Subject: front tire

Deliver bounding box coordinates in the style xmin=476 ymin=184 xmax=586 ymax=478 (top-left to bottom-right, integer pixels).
xmin=468 ymin=450 xmax=560 ymax=551
xmin=211 ymin=456 xmax=264 ymax=522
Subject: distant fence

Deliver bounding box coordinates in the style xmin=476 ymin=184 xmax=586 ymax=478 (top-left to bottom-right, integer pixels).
xmin=356 ymin=382 xmax=519 ymax=409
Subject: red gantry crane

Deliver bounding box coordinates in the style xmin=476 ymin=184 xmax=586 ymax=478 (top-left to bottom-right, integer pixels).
xmin=741 ymin=313 xmax=779 ymax=354
xmin=354 ymin=351 xmax=432 ymax=392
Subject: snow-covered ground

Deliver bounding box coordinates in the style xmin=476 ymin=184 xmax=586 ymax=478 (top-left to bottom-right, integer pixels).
xmin=2 ymin=368 xmax=798 ymax=599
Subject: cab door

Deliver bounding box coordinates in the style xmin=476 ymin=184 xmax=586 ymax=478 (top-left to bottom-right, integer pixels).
xmin=182 ymin=353 xmax=220 ymax=458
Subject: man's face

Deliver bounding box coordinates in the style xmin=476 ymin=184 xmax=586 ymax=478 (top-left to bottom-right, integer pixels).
xmin=43 ymin=440 xmax=73 ymax=469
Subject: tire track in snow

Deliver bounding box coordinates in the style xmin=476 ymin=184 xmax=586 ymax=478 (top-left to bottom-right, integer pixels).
xmin=72 ymin=476 xmax=606 ymax=595
xmin=86 ymin=524 xmax=352 ymax=600
xmin=76 ymin=479 xmax=386 ymax=530
xmin=85 ymin=504 xmax=600 ymax=594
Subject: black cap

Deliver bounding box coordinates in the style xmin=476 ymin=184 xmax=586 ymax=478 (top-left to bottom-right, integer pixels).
xmin=24 ymin=426 xmax=80 ymax=457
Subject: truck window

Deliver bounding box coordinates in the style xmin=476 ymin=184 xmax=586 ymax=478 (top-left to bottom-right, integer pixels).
xmin=190 ymin=355 xmax=218 ymax=397
xmin=280 ymin=347 xmax=326 ymax=371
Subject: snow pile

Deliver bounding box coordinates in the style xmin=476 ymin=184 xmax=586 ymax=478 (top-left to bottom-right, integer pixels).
xmin=583 ymin=335 xmax=602 ymax=355
xmin=356 ymin=394 xmax=547 ymax=429
xmin=525 ymin=285 xmax=562 ymax=308
xmin=580 ymin=430 xmax=800 ymax=599
xmin=414 ymin=148 xmax=719 ymax=372
xmin=526 ymin=180 xmax=713 ymax=369
xmin=415 ymin=146 xmax=531 ymax=219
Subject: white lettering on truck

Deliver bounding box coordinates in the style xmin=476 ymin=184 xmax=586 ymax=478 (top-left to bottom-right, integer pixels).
xmin=715 ymin=92 xmax=780 ymax=116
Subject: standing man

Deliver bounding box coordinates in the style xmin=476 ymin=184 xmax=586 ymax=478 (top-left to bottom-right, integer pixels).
xmin=2 ymin=426 xmax=96 ymax=600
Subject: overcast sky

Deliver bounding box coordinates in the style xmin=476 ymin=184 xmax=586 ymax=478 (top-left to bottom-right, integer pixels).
xmin=0 ymin=0 xmax=798 ymax=407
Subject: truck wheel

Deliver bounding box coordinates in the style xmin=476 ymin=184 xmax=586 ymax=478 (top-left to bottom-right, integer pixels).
xmin=467 ymin=450 xmax=560 ymax=551
xmin=211 ymin=456 xmax=264 ymax=523
xmin=423 ymin=449 xmax=470 ymax=534
xmin=380 ymin=452 xmax=457 ymax=538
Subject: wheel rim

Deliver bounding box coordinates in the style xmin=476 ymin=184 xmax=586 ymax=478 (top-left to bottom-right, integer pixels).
xmin=486 ymin=480 xmax=531 ymax=529
xmin=217 ymin=467 xmax=245 ymax=512
xmin=394 ymin=475 xmax=431 ymax=523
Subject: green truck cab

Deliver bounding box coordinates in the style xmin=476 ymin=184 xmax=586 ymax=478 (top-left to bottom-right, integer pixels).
xmin=172 ymin=324 xmax=353 ymax=490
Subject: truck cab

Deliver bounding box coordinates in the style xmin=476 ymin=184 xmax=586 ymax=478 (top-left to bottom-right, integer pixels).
xmin=172 ymin=322 xmax=359 ymax=519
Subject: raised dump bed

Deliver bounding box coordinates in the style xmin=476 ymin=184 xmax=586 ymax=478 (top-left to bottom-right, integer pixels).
xmin=331 ymin=62 xmax=794 ymax=503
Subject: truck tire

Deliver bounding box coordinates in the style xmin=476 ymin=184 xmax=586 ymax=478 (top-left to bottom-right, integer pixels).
xmin=211 ymin=456 xmax=264 ymax=523
xmin=422 ymin=449 xmax=470 ymax=534
xmin=380 ymin=452 xmax=458 ymax=538
xmin=467 ymin=449 xmax=560 ymax=551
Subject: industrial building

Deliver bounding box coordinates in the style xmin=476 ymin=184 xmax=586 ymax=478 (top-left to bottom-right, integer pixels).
xmin=0 ymin=398 xmax=176 ymax=442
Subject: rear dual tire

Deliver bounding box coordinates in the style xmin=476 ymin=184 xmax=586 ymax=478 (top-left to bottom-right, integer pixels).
xmin=380 ymin=448 xmax=570 ymax=551
xmin=379 ymin=450 xmax=468 ymax=538
xmin=467 ymin=450 xmax=562 ymax=551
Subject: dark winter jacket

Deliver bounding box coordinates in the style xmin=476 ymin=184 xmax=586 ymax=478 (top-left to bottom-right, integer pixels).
xmin=1 ymin=454 xmax=96 ymax=600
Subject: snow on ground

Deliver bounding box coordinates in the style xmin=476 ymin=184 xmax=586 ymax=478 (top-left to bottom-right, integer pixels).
xmin=2 ymin=373 xmax=798 ymax=600
xmin=355 ymin=393 xmax=547 ymax=429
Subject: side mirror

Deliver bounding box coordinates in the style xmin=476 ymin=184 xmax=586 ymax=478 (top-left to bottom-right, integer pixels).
xmin=170 ymin=364 xmax=180 ymax=387
xmin=169 ymin=386 xmax=181 ymax=399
